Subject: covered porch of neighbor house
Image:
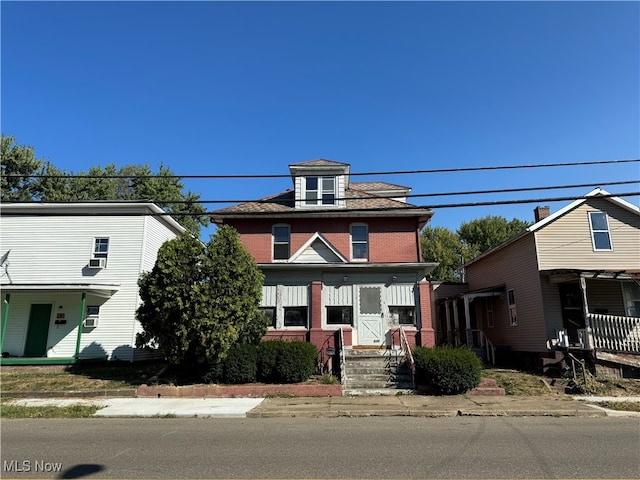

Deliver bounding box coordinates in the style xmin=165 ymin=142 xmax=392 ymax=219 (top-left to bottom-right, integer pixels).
xmin=1 ymin=283 xmax=119 ymax=365
xmin=546 ymin=270 xmax=640 ymax=355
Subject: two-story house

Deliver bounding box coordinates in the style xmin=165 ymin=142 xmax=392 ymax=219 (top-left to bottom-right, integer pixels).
xmin=435 ymin=188 xmax=640 ymax=375
xmin=0 ymin=202 xmax=186 ymax=364
xmin=211 ymin=159 xmax=438 ymax=365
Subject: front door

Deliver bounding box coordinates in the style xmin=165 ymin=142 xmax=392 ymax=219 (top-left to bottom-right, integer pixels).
xmin=24 ymin=304 xmax=52 ymax=356
xmin=559 ymin=283 xmax=584 ymax=343
xmin=357 ymin=286 xmax=384 ymax=346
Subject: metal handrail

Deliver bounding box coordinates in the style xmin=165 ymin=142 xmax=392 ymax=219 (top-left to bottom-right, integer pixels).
xmin=398 ymin=326 xmax=415 ymax=388
xmin=339 ymin=327 xmax=347 ymax=387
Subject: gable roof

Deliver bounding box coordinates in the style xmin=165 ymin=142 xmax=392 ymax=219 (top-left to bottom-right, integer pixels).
xmin=288 ymin=232 xmax=348 ymax=264
xmin=289 ymin=158 xmax=350 ymax=168
xmin=463 ymin=188 xmax=640 ymax=267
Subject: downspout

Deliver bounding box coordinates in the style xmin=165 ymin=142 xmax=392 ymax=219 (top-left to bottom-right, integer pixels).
xmin=74 ymin=292 xmax=87 ymax=361
xmin=1 ymin=293 xmax=10 ymax=353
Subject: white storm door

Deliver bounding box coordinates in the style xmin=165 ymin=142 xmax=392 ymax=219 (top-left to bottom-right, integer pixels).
xmin=357 ymin=286 xmax=384 ymax=345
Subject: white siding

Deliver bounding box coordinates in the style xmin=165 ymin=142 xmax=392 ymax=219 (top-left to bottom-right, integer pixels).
xmin=388 ymin=284 xmax=415 ymax=305
xmin=324 ymin=284 xmax=353 ymax=305
xmin=1 ymin=205 xmax=184 ymax=361
xmin=282 ymin=285 xmax=309 ymax=306
xmin=260 ymin=285 xmax=277 ymax=307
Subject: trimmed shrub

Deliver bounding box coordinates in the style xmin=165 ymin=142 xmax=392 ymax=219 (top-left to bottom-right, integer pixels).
xmin=413 ymin=346 xmax=482 ymax=395
xmin=257 ymin=340 xmax=285 ymax=382
xmin=221 ymin=343 xmax=258 ymax=384
xmin=275 ymin=341 xmax=318 ymax=383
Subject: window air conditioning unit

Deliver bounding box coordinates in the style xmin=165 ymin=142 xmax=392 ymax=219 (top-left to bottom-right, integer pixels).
xmin=88 ymin=258 xmax=106 ymax=269
xmin=83 ymin=316 xmax=99 ymax=328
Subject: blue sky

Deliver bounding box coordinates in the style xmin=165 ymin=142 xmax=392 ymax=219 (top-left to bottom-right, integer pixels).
xmin=2 ymin=1 xmax=639 ymax=238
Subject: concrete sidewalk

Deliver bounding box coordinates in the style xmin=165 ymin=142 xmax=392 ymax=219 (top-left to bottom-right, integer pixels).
xmin=8 ymin=394 xmax=640 ymax=418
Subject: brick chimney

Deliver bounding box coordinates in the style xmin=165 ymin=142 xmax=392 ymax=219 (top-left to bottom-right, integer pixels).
xmin=534 ymin=206 xmax=551 ymax=222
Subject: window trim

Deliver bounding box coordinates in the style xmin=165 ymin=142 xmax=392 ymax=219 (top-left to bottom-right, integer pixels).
xmin=272 ymin=224 xmax=290 ymax=261
xmin=588 ymin=211 xmax=613 ymax=251
xmin=259 ymin=307 xmax=277 ymax=329
xmin=304 ymin=176 xmax=337 ymax=206
xmin=350 ymin=223 xmax=369 ymax=262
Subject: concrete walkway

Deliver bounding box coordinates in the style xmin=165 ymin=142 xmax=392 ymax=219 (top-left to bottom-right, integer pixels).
xmin=8 ymin=395 xmax=640 ymax=418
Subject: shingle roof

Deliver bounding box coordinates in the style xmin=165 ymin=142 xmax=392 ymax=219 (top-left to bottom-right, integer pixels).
xmin=350 ymin=181 xmax=410 ymax=191
xmin=289 ymin=158 xmax=349 ymax=167
xmin=212 ymin=186 xmax=423 ymax=216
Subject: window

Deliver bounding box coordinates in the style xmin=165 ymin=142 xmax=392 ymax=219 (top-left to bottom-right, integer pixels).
xmin=305 ymin=176 xmax=335 ymax=206
xmin=351 ymin=224 xmax=369 ymax=260
xmin=622 ymin=282 xmax=640 ymax=317
xmin=589 ymin=212 xmax=612 ymax=251
xmin=389 ymin=306 xmax=415 ymax=326
xmin=93 ymin=238 xmax=109 ymax=259
xmin=273 ymin=225 xmax=290 ymax=260
xmin=284 ymin=307 xmax=307 ymax=327
xmin=508 ymin=289 xmax=517 ymax=326
xmin=84 ymin=305 xmax=100 ymax=328
xmin=327 ymin=306 xmax=353 ymax=325
xmin=259 ymin=307 xmax=276 ymax=328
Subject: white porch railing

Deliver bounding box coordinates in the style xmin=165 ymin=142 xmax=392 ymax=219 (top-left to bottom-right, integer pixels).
xmin=588 ymin=313 xmax=640 ymax=353
xmin=469 ymin=329 xmax=497 ymax=366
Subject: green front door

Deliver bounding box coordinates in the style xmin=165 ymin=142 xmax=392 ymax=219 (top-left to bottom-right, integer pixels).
xmin=24 ymin=304 xmax=52 ymax=357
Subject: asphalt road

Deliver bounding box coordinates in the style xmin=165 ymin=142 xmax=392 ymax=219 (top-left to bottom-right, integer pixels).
xmin=2 ymin=417 xmax=639 ymax=479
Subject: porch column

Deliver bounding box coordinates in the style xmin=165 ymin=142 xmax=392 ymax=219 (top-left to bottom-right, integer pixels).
xmin=452 ymin=299 xmax=460 ymax=346
xmin=579 ymin=276 xmax=591 ymax=329
xmin=308 ymin=281 xmax=326 ymax=351
xmin=417 ymin=280 xmax=435 ymax=347
xmin=74 ymin=292 xmax=86 ymax=360
xmin=444 ymin=301 xmax=451 ymax=343
xmin=1 ymin=293 xmax=9 ymax=353
xmin=464 ymin=295 xmax=473 ymax=346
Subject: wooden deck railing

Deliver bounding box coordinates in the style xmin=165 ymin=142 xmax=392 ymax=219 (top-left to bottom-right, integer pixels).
xmin=589 ymin=313 xmax=640 ymax=353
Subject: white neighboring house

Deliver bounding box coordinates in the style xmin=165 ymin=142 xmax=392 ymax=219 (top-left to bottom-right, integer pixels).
xmin=0 ymin=202 xmax=186 ymax=365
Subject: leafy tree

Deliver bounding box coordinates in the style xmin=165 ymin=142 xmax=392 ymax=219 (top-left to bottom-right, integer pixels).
xmin=1 ymin=136 xmax=208 ymax=235
xmin=457 ymin=215 xmax=530 ymax=255
xmin=136 ymin=226 xmax=269 ymax=368
xmin=0 ymin=135 xmax=44 ymax=201
xmin=421 ymin=226 xmax=465 ymax=282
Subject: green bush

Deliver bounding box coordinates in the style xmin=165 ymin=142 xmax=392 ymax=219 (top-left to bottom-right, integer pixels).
xmin=275 ymin=341 xmax=318 ymax=383
xmin=221 ymin=344 xmax=258 ymax=384
xmin=413 ymin=346 xmax=482 ymax=395
xmin=257 ymin=340 xmax=285 ymax=382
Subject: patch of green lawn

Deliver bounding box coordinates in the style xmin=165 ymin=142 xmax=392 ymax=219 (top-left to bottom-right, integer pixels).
xmin=1 ymin=401 xmax=100 ymax=418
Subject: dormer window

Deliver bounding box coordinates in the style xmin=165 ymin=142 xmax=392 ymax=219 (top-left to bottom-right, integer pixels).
xmin=305 ymin=176 xmax=336 ymax=206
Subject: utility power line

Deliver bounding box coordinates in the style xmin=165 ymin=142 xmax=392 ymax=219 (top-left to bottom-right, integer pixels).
xmin=2 ymin=158 xmax=638 ymax=180
xmin=4 ymin=179 xmax=637 ymax=205
xmin=2 ymin=192 xmax=638 ymax=217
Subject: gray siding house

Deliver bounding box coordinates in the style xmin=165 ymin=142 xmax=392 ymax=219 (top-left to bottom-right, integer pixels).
xmin=0 ymin=203 xmax=186 ymax=364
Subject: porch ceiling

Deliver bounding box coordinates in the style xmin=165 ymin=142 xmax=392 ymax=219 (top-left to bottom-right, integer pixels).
xmin=1 ymin=283 xmax=120 ymax=298
xmin=543 ymin=269 xmax=640 ymax=283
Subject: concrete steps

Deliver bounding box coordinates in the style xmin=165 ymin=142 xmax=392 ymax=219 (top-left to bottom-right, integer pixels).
xmin=342 ymin=348 xmax=415 ymax=396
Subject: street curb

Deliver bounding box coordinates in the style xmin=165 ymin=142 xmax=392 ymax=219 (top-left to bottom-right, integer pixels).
xmin=1 ymin=389 xmax=137 ymax=398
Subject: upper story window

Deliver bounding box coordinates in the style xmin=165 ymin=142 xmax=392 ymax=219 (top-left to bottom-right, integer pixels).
xmin=351 ymin=223 xmax=369 ymax=260
xmin=305 ymin=176 xmax=336 ymax=206
xmin=589 ymin=211 xmax=612 ymax=251
xmin=273 ymin=225 xmax=290 ymax=260
xmin=89 ymin=237 xmax=109 ymax=268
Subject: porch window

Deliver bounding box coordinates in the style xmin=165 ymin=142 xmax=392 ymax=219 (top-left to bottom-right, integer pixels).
xmin=507 ymin=289 xmax=517 ymax=326
xmin=351 ymin=223 xmax=369 ymax=260
xmin=390 ymin=306 xmax=415 ymax=326
xmin=327 ymin=306 xmax=353 ymax=325
xmin=622 ymin=282 xmax=640 ymax=317
xmin=273 ymin=225 xmax=290 ymax=260
xmin=588 ymin=211 xmax=612 ymax=251
xmin=486 ymin=299 xmax=494 ymax=328
xmin=259 ymin=307 xmax=276 ymax=328
xmin=284 ymin=306 xmax=307 ymax=327
xmin=304 ymin=176 xmax=336 ymax=206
